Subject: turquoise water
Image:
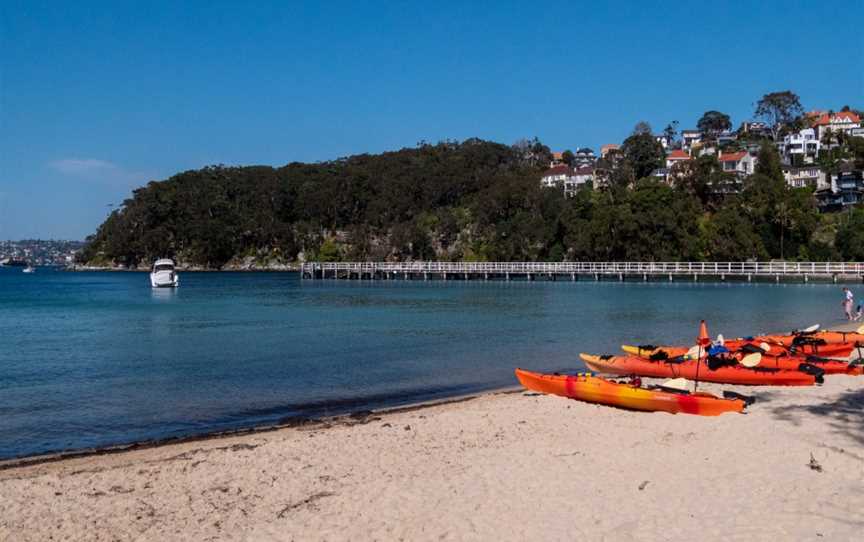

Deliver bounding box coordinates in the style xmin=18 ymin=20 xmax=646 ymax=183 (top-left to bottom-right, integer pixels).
xmin=0 ymin=267 xmax=852 ymax=459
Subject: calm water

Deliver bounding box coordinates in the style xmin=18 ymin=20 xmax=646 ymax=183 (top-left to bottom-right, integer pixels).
xmin=0 ymin=267 xmax=851 ymax=459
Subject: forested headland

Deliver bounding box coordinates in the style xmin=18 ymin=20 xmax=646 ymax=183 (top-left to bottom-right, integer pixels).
xmin=77 ymin=137 xmax=864 ymax=269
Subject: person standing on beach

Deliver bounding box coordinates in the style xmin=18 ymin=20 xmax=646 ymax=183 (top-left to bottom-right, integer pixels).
xmin=842 ymin=288 xmax=854 ymax=320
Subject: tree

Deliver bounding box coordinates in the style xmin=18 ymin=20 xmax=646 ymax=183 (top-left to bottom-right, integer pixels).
xmin=754 ymin=141 xmax=784 ymax=183
xmin=755 ymin=91 xmax=804 ymax=141
xmin=632 ymin=121 xmax=652 ymax=136
xmin=662 ymin=121 xmax=679 ymax=148
xmin=561 ymin=150 xmax=575 ymax=166
xmin=701 ymin=202 xmax=768 ymax=261
xmin=696 ymin=111 xmax=731 ymax=138
xmin=836 ymin=208 xmax=864 ymax=260
xmin=621 ymin=132 xmax=665 ymax=179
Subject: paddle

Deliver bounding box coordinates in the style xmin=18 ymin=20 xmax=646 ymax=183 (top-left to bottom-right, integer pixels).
xmin=684 ymin=344 xmax=702 ymax=360
xmin=739 ymin=352 xmax=762 ymax=368
xmin=693 ymin=320 xmax=711 ymax=393
xmin=795 ymin=324 xmax=820 ymax=335
xmin=659 ymin=377 xmax=689 ymax=393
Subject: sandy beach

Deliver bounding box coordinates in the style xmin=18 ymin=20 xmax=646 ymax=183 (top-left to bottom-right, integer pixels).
xmin=2 ymin=343 xmax=863 ymax=541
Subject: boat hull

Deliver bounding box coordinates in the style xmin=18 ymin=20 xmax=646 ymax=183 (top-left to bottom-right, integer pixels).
xmin=621 ymin=345 xmax=862 ymax=375
xmin=515 ymin=369 xmax=745 ymax=416
xmin=580 ymin=354 xmax=817 ymax=386
xmin=150 ymin=272 xmax=179 ymax=288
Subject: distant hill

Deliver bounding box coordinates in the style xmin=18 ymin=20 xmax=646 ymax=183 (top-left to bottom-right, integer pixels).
xmin=77 ymin=137 xmax=863 ymax=269
xmin=77 ymin=139 xmax=558 ymax=268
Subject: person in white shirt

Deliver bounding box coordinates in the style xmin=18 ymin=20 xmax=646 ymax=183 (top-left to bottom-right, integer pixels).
xmin=842 ymin=288 xmax=854 ymax=320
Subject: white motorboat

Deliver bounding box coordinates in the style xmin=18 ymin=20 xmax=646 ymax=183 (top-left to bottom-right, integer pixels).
xmin=150 ymin=258 xmax=179 ymax=288
xmin=22 ymin=265 xmax=36 ymax=274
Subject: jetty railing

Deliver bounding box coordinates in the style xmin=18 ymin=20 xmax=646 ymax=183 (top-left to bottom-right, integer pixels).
xmin=300 ymin=261 xmax=864 ymax=282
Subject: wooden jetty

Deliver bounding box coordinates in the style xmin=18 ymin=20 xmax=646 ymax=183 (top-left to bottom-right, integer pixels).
xmin=300 ymin=262 xmax=864 ymax=283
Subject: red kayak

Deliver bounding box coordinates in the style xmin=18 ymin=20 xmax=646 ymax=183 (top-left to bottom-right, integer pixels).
xmin=621 ymin=344 xmax=862 ymax=376
xmin=580 ymin=353 xmax=820 ymax=386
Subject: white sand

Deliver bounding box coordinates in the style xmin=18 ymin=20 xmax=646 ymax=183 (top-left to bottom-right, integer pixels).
xmin=2 ymin=366 xmax=863 ymax=541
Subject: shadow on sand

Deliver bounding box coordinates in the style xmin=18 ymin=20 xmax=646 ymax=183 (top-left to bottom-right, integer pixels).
xmin=770 ymin=386 xmax=864 ymax=446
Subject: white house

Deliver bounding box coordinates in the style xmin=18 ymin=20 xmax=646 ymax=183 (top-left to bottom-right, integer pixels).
xmin=541 ymin=165 xmax=571 ymax=188
xmin=780 ymin=128 xmax=820 ymax=164
xmin=717 ymin=151 xmax=757 ymax=177
xmin=681 ymin=130 xmax=702 ymax=151
xmin=716 ymin=130 xmax=738 ymax=146
xmin=782 ymin=165 xmax=827 ymax=189
xmin=541 ymin=165 xmax=590 ymax=197
xmin=565 ymin=166 xmax=594 ymax=196
xmin=812 ymin=111 xmax=862 ymax=140
xmin=573 ymin=147 xmax=596 ymax=167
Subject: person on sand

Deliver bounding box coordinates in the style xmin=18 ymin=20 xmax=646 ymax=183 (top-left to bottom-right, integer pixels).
xmin=841 ymin=288 xmax=854 ymax=320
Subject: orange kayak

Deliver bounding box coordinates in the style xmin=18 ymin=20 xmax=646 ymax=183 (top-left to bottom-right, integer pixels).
xmin=758 ymin=331 xmax=861 ymax=357
xmin=621 ymin=345 xmax=863 ymax=376
xmin=515 ymin=368 xmax=746 ymax=416
xmin=580 ymin=354 xmax=819 ymax=386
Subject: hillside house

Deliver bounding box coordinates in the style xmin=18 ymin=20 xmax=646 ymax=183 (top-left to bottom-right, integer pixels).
xmin=780 ymin=128 xmax=820 ymax=164
xmin=541 ymin=165 xmax=571 ymax=188
xmin=782 ymin=165 xmax=827 ymax=189
xmin=600 ymin=144 xmax=620 ymax=159
xmin=739 ymin=121 xmax=772 ymax=139
xmin=681 ymin=130 xmax=702 ymax=151
xmin=665 ymin=149 xmax=691 ymax=170
xmin=716 ymin=130 xmax=738 ymax=147
xmin=540 ymin=165 xmax=591 ymax=197
xmin=717 ymin=151 xmax=757 ymax=177
xmin=811 ymin=111 xmax=862 ymax=140
xmin=574 ymin=147 xmax=597 ymax=167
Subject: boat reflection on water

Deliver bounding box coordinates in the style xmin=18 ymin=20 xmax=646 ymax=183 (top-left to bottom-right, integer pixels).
xmin=151 ymin=287 xmax=179 ymax=302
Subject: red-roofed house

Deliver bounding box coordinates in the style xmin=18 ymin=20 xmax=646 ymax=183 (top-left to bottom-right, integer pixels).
xmin=717 ymin=151 xmax=757 ymax=177
xmin=811 ymin=111 xmax=862 ymax=140
xmin=600 ymin=144 xmax=620 ymax=158
xmin=541 ymin=165 xmax=571 ymax=188
xmin=665 ymin=149 xmax=691 ymax=169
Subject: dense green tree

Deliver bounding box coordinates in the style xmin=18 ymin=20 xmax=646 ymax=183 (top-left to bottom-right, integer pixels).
xmin=621 ymin=132 xmax=665 ymax=180
xmin=701 ymin=202 xmax=768 ymax=261
xmin=696 ymin=111 xmax=732 ymax=138
xmin=561 ymin=149 xmax=575 ymax=166
xmin=632 ymin=121 xmax=653 ymax=136
xmin=835 ymin=208 xmax=864 ymax=260
xmin=755 ymin=91 xmax=804 ymax=141
xmin=754 ymin=141 xmax=784 ymax=183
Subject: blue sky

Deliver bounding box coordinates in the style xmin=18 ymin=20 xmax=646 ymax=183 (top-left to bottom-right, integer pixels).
xmin=1 ymin=1 xmax=862 ymax=240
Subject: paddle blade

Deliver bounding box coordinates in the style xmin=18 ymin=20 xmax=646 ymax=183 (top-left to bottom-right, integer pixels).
xmin=801 ymin=324 xmax=820 ymax=333
xmin=740 ymin=352 xmax=762 ymax=368
xmin=759 ymin=342 xmax=772 ymax=353
xmin=660 ymin=377 xmax=689 ymax=391
xmin=857 ymin=323 xmax=864 ymax=334
xmin=716 ymin=333 xmax=725 ymax=345
xmin=684 ymin=345 xmax=702 ymax=360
